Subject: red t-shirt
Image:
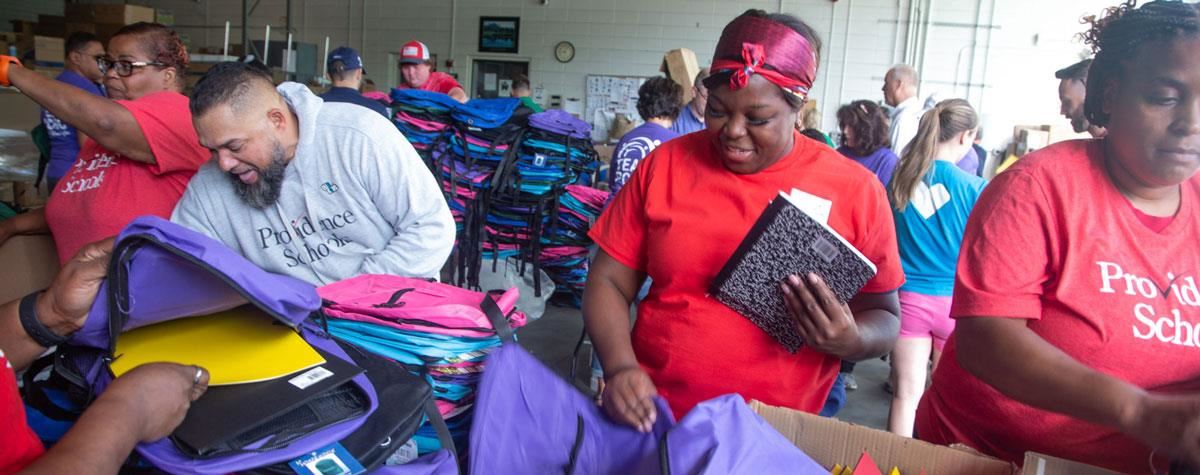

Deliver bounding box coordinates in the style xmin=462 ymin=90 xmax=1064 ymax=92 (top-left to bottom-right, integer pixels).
xmin=916 ymin=140 xmax=1200 ymax=473
xmin=45 ymin=91 xmax=209 ymax=263
xmin=398 ymin=71 xmax=462 ymax=95
xmin=1 ymin=350 xmax=45 ymax=473
xmin=590 ymin=130 xmax=904 ymax=417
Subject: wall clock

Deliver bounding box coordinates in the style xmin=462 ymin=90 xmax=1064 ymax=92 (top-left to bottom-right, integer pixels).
xmin=555 ymin=41 xmax=575 ymax=63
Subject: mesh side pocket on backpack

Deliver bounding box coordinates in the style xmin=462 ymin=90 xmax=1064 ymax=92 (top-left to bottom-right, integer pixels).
xmin=221 ymin=382 xmax=368 ymax=455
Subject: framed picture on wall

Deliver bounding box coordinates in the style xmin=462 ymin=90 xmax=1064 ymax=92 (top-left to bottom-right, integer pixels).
xmin=479 ymin=16 xmax=520 ymax=54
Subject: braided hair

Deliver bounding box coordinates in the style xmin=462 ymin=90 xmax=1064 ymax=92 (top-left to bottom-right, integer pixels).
xmin=1082 ymin=0 xmax=1200 ymax=127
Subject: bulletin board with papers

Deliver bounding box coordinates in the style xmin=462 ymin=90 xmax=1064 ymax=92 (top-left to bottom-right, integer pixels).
xmin=586 ymin=75 xmax=649 ymax=143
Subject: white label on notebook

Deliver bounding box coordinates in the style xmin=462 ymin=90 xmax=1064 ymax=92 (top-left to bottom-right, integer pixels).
xmin=289 ymin=366 xmax=334 ymax=390
xmin=782 ymin=188 xmax=832 ymax=225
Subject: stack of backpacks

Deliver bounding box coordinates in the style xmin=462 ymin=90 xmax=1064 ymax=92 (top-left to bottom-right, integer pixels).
xmin=538 ymin=184 xmax=608 ymax=306
xmin=388 ymin=89 xmax=458 ymax=171
xmin=389 ymin=91 xmax=608 ymax=308
xmin=318 ymin=274 xmax=527 ymax=463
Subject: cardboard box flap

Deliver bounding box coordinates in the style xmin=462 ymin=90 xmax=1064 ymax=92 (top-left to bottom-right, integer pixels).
xmin=750 ymin=400 xmax=1013 ymax=475
xmin=1020 ymin=452 xmax=1121 ymax=475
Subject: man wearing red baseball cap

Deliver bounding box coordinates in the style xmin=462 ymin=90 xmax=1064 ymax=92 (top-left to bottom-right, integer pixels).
xmin=397 ymin=40 xmax=467 ymax=102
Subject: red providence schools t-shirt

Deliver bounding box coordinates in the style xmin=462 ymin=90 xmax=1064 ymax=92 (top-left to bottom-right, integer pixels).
xmin=45 ymin=91 xmax=208 ymax=263
xmin=398 ymin=71 xmax=462 ymax=95
xmin=590 ymin=130 xmax=904 ymax=418
xmin=916 ymin=140 xmax=1200 ymax=474
xmin=1 ymin=350 xmax=45 ymax=473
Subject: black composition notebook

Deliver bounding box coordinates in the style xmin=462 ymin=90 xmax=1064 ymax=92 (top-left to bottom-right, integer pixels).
xmin=709 ymin=189 xmax=877 ymax=353
xmin=171 ymin=348 xmax=364 ymax=456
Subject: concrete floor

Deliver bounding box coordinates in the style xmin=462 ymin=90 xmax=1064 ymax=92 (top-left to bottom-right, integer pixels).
xmin=516 ymin=303 xmax=892 ymax=429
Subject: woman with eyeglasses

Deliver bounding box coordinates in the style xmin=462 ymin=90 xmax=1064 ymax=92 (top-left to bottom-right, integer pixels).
xmin=0 ymin=22 xmax=208 ymax=263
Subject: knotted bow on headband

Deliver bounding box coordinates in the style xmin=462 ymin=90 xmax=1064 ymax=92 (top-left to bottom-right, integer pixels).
xmin=710 ymin=15 xmax=818 ymax=99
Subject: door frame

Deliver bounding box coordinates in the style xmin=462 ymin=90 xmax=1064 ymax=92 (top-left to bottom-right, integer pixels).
xmin=463 ymin=54 xmax=532 ymax=98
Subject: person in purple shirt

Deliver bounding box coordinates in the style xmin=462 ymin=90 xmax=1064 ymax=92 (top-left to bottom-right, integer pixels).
xmin=608 ymin=77 xmax=683 ymax=202
xmin=955 ymin=146 xmax=979 ymax=177
xmin=41 ymin=32 xmax=107 ymax=189
xmin=836 ymin=100 xmax=899 ymax=187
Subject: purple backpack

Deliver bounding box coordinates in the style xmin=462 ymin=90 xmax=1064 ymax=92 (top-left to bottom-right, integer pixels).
xmin=59 ymin=216 xmax=456 ymax=474
xmin=469 ymin=342 xmax=826 ymax=474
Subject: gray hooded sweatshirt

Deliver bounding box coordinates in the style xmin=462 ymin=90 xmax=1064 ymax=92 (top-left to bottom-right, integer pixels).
xmin=172 ymin=82 xmax=454 ymax=285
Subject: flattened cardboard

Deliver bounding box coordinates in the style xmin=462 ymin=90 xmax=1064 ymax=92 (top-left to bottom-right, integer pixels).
xmin=1020 ymin=453 xmax=1121 ymax=475
xmin=750 ymin=400 xmax=1013 ymax=475
xmin=0 ymin=234 xmax=60 ymax=304
xmin=65 ymin=4 xmax=156 ymax=25
xmin=660 ymin=48 xmax=700 ymax=104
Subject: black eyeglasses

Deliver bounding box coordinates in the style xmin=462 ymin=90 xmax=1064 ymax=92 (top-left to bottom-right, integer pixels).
xmin=97 ymin=56 xmax=166 ymax=77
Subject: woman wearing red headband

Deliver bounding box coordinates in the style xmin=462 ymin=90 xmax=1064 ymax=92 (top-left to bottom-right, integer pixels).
xmin=584 ymin=9 xmax=904 ymax=430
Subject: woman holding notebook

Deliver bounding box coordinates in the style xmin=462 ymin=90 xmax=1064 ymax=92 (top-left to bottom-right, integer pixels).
xmin=883 ymin=98 xmax=986 ymax=438
xmin=584 ymin=9 xmax=905 ymax=431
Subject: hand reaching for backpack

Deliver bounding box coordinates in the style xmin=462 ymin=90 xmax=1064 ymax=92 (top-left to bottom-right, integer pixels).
xmin=602 ymin=366 xmax=658 ymax=433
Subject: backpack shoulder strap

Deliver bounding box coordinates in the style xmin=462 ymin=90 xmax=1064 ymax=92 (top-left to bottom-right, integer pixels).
xmin=422 ymin=398 xmax=459 ymax=467
xmin=480 ymin=294 xmax=515 ymax=344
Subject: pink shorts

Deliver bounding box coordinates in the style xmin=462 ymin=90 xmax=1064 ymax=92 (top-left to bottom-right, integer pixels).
xmin=898 ymin=291 xmax=955 ymax=351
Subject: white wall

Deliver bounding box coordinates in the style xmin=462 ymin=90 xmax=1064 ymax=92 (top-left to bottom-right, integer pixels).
xmin=109 ymin=0 xmax=1111 ymax=149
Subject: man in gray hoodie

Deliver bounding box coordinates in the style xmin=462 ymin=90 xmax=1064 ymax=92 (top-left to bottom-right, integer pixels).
xmin=171 ymin=61 xmax=454 ymax=285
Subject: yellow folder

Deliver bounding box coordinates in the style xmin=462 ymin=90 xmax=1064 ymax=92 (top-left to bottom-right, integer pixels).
xmin=110 ymin=306 xmax=325 ymax=386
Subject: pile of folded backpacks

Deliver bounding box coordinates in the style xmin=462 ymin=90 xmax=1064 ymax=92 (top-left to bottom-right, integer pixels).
xmin=318 ymin=275 xmax=528 ymax=462
xmin=389 ymin=89 xmax=460 ymax=171
xmin=488 ymin=110 xmax=605 ymax=306
xmin=538 ymin=184 xmax=609 ymax=306
xmin=441 ymin=98 xmax=532 ymax=287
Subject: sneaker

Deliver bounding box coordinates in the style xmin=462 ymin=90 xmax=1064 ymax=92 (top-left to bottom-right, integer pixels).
xmin=842 ymin=373 xmax=858 ymax=391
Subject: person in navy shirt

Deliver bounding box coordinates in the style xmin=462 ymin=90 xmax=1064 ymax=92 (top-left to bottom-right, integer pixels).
xmin=41 ymin=32 xmax=107 ymax=190
xmin=885 ymin=98 xmax=986 ymax=438
xmin=319 ymin=46 xmax=389 ymax=118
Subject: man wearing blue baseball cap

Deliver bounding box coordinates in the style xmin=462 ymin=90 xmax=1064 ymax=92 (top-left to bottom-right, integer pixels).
xmin=320 ymin=46 xmax=388 ymax=118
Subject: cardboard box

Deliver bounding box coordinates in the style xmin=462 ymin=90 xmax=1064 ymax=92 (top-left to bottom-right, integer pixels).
xmin=34 ymin=36 xmax=65 ymax=65
xmin=0 ymin=234 xmax=60 ymax=304
xmin=751 ymin=400 xmax=1012 ymax=475
xmin=752 ymin=401 xmax=1121 ymax=475
xmin=1022 ymin=453 xmax=1121 ymax=475
xmin=0 ymin=90 xmax=42 ymax=130
xmin=66 ymin=4 xmax=155 ymax=26
xmin=593 ymin=144 xmax=614 ymax=165
xmin=661 ymin=48 xmax=700 ymax=104
xmin=10 ymin=20 xmax=37 ymax=35
xmin=63 ymin=22 xmax=126 ymax=45
xmin=36 ymin=15 xmax=67 ymax=37
xmin=155 ymin=8 xmax=175 ymax=26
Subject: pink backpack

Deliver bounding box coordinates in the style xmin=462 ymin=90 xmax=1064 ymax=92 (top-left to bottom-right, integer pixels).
xmin=318 ymin=275 xmax=527 ymax=339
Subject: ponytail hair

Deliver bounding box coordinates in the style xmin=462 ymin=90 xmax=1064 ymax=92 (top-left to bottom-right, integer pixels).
xmin=889 ymin=98 xmax=978 ymax=210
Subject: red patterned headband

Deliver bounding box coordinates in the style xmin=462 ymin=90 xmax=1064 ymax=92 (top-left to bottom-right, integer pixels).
xmin=710 ymin=15 xmax=817 ymax=99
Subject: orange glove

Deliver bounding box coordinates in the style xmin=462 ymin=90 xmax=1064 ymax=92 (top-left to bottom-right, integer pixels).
xmin=0 ymin=55 xmax=22 ymax=87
